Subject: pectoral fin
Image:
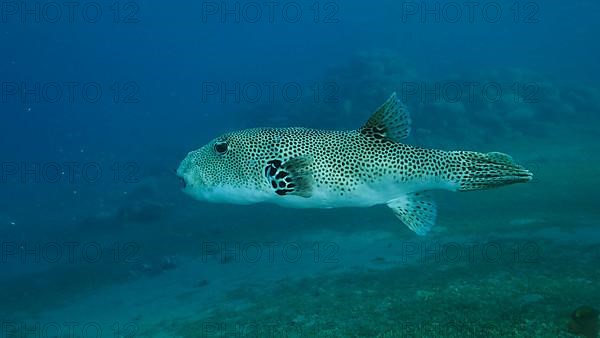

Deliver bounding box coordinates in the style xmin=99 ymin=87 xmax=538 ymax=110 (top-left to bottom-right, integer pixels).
xmin=264 ymin=157 xmax=314 ymax=198
xmin=387 ymin=192 xmax=437 ymax=236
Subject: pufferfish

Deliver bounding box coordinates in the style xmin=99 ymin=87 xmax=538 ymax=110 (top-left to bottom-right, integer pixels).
xmin=177 ymin=93 xmax=532 ymax=235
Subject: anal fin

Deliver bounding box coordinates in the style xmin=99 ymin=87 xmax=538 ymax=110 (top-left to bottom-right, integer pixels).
xmin=387 ymin=192 xmax=437 ymax=236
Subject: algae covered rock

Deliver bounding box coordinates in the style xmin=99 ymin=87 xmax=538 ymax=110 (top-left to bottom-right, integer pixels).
xmin=568 ymin=305 xmax=599 ymax=338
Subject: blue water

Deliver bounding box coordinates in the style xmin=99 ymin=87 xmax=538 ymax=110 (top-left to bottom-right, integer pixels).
xmin=1 ymin=0 xmax=599 ymax=337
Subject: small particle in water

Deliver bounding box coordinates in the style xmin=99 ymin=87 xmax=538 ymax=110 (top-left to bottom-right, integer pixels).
xmin=509 ymin=218 xmax=542 ymax=226
xmin=194 ymin=279 xmax=209 ymax=288
xmin=9 ymin=221 xmax=16 ymax=226
xmin=371 ymin=256 xmax=385 ymax=262
xmin=518 ymin=293 xmax=544 ymax=304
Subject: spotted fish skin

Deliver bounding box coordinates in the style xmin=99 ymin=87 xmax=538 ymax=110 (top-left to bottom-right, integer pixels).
xmin=177 ymin=93 xmax=533 ymax=235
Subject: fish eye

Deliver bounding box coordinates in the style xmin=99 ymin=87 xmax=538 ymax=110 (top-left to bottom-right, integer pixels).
xmin=214 ymin=141 xmax=228 ymax=155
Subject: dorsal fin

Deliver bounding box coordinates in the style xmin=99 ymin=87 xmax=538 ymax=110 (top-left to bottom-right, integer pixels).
xmin=360 ymin=92 xmax=411 ymax=142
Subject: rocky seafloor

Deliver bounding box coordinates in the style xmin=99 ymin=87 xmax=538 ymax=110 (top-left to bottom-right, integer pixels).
xmin=168 ymin=228 xmax=599 ymax=337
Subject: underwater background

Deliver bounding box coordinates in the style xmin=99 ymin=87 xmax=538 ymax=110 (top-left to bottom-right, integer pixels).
xmin=1 ymin=0 xmax=599 ymax=337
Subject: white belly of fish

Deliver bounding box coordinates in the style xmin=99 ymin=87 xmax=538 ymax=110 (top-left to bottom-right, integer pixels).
xmin=267 ymin=178 xmax=444 ymax=209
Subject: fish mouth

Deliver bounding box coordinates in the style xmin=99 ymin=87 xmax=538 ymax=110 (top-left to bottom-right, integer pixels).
xmin=176 ymin=154 xmax=196 ymax=190
xmin=178 ymin=175 xmax=187 ymax=189
xmin=172 ymin=167 xmax=188 ymax=189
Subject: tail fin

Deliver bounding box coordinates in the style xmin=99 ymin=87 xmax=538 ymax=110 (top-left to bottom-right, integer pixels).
xmin=451 ymin=151 xmax=533 ymax=191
